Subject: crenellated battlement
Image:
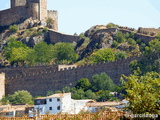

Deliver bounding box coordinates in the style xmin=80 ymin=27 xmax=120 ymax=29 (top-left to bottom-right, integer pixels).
xmin=0 ymin=56 xmax=142 ymax=96
xmin=137 ymin=27 xmax=160 ymax=36
xmin=119 ymin=26 xmax=136 ymax=32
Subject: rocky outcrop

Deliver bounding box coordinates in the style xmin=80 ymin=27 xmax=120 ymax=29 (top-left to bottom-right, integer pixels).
xmin=79 ymin=28 xmax=118 ymax=60
xmin=22 ymin=35 xmax=44 ymax=47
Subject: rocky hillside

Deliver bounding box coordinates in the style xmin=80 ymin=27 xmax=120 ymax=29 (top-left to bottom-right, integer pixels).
xmin=75 ymin=24 xmax=151 ymax=62
xmin=0 ymin=23 xmax=159 ymax=71
xmin=0 ymin=26 xmax=49 ymax=66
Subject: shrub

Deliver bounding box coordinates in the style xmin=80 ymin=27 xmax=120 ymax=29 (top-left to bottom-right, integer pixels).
xmin=33 ymin=31 xmax=43 ymax=36
xmin=106 ymin=23 xmax=119 ymax=28
xmin=46 ymin=17 xmax=54 ymax=25
xmin=9 ymin=24 xmax=18 ymax=32
xmin=43 ymin=27 xmax=49 ymax=32
xmin=7 ymin=36 xmax=17 ymax=43
xmin=115 ymin=50 xmax=127 ymax=60
xmin=25 ymin=30 xmax=32 ymax=36
xmin=112 ymin=40 xmax=119 ymax=48
xmin=116 ymin=31 xmax=126 ymax=43
xmin=89 ymin=48 xmax=115 ymax=63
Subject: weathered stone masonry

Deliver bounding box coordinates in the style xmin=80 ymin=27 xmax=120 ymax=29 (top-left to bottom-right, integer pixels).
xmin=0 ymin=0 xmax=58 ymax=31
xmin=0 ymin=56 xmax=141 ymax=97
xmin=48 ymin=30 xmax=80 ymax=44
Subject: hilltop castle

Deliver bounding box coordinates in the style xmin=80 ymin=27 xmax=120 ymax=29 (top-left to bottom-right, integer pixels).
xmin=0 ymin=0 xmax=58 ymax=30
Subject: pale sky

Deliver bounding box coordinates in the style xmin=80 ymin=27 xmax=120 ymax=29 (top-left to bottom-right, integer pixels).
xmin=0 ymin=0 xmax=160 ymax=35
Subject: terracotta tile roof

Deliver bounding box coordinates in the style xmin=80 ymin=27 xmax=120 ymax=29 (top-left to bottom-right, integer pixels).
xmin=36 ymin=93 xmax=71 ymax=99
xmin=86 ymin=101 xmax=121 ymax=107
xmin=0 ymin=105 xmax=33 ymax=113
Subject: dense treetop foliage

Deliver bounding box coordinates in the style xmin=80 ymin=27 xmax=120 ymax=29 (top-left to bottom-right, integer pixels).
xmin=121 ymin=72 xmax=160 ymax=114
xmin=52 ymin=42 xmax=78 ymax=64
xmin=1 ymin=90 xmax=33 ymax=105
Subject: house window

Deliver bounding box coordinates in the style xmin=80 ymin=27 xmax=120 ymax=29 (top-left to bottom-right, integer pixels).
xmin=57 ymin=106 xmax=60 ymax=110
xmin=57 ymin=98 xmax=60 ymax=101
xmin=37 ymin=100 xmax=40 ymax=104
xmin=6 ymin=112 xmax=13 ymax=116
xmin=49 ymin=98 xmax=52 ymax=102
xmin=49 ymin=107 xmax=52 ymax=110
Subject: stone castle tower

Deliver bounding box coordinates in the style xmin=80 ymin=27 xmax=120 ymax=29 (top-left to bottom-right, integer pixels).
xmin=0 ymin=73 xmax=5 ymax=100
xmin=0 ymin=0 xmax=58 ymax=30
xmin=10 ymin=0 xmax=47 ymax=21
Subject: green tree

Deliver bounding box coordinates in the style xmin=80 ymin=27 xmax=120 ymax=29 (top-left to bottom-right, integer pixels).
xmin=75 ymin=78 xmax=91 ymax=90
xmin=114 ymin=50 xmax=127 ymax=60
xmin=91 ymin=72 xmax=116 ymax=92
xmin=62 ymin=86 xmax=71 ymax=93
xmin=89 ymin=48 xmax=115 ymax=63
xmin=25 ymin=49 xmax=37 ymax=66
xmin=96 ymin=90 xmax=113 ymax=102
xmin=9 ymin=47 xmax=31 ymax=64
xmin=33 ymin=41 xmax=53 ymax=63
xmin=115 ymin=31 xmax=126 ymax=43
xmin=84 ymin=90 xmax=97 ymax=99
xmin=71 ymin=88 xmax=85 ymax=99
xmin=121 ymin=72 xmax=160 ymax=114
xmin=1 ymin=90 xmax=33 ymax=105
xmin=112 ymin=40 xmax=119 ymax=48
xmin=4 ymin=40 xmax=31 ymax=66
xmin=52 ymin=42 xmax=78 ymax=64
xmin=130 ymin=39 xmax=160 ymax=74
xmin=4 ymin=40 xmax=27 ymax=59
xmin=144 ymin=38 xmax=160 ymax=60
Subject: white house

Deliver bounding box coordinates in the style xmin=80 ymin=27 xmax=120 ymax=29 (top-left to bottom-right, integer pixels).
xmin=34 ymin=93 xmax=94 ymax=115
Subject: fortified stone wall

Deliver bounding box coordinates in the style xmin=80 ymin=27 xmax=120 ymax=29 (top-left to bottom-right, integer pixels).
xmin=91 ymin=27 xmax=155 ymax=44
xmin=135 ymin=33 xmax=156 ymax=44
xmin=119 ymin=26 xmax=136 ymax=32
xmin=118 ymin=27 xmax=156 ymax=44
xmin=0 ymin=6 xmax=29 ymax=26
xmin=0 ymin=56 xmax=141 ymax=97
xmin=0 ymin=73 xmax=5 ymax=100
xmin=138 ymin=27 xmax=160 ymax=35
xmin=48 ymin=30 xmax=79 ymax=44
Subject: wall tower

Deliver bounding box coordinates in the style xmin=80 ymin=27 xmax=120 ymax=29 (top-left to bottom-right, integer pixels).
xmin=26 ymin=0 xmax=47 ymax=21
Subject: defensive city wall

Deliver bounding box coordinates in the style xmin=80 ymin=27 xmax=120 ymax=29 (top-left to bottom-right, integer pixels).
xmin=91 ymin=27 xmax=156 ymax=44
xmin=48 ymin=29 xmax=80 ymax=43
xmin=0 ymin=56 xmax=141 ymax=97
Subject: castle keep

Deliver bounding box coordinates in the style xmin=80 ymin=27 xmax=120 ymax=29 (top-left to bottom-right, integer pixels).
xmin=0 ymin=0 xmax=58 ymax=30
